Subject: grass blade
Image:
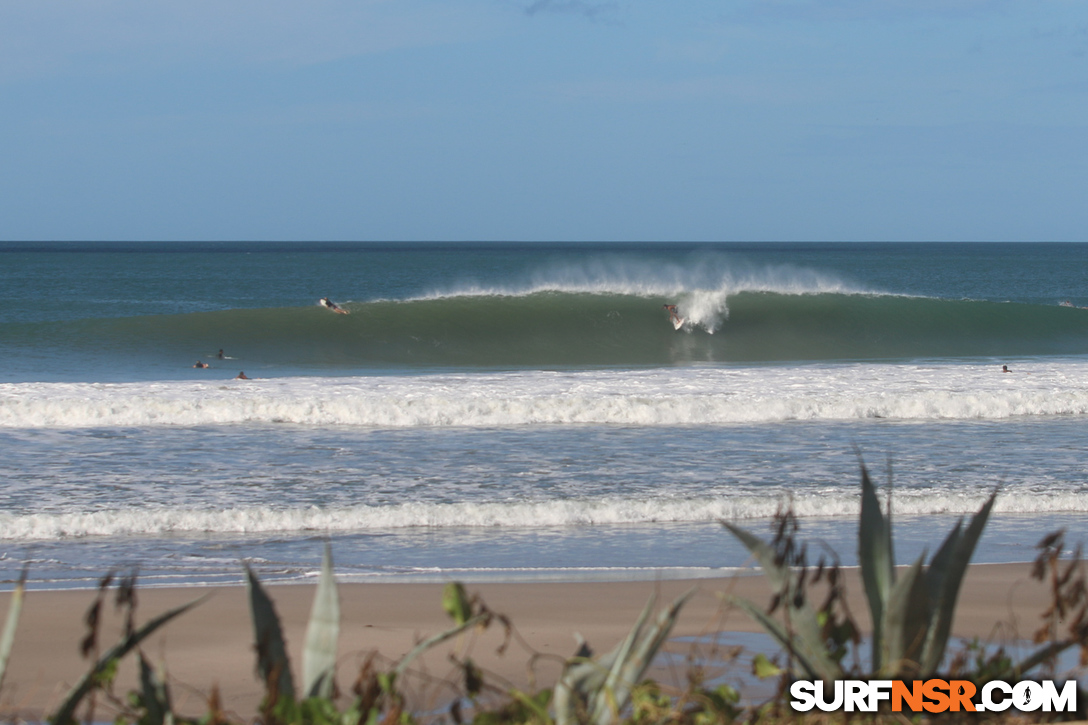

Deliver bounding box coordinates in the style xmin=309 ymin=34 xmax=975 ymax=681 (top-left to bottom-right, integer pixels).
xmin=1013 ymin=639 xmax=1079 ymax=678
xmin=393 ymin=613 xmax=489 ymax=679
xmin=50 ymin=595 xmax=205 ymax=725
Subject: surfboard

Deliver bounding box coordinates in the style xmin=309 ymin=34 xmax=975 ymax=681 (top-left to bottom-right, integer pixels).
xmin=672 ymin=317 xmax=685 ymax=330
xmin=320 ymin=298 xmax=349 ymax=314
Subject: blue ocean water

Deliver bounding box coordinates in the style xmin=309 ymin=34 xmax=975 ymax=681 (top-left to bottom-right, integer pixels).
xmin=1 ymin=242 xmax=1086 ymax=588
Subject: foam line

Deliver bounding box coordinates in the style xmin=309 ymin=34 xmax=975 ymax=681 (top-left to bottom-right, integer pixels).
xmin=2 ymin=361 xmax=1087 ymax=428
xmin=2 ymin=488 xmax=1086 ymax=540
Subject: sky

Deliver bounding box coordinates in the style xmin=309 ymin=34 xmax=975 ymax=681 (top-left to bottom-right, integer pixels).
xmin=0 ymin=0 xmax=1086 ymax=242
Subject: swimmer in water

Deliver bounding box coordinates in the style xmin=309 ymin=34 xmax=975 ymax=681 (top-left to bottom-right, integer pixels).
xmin=235 ymin=371 xmax=250 ymax=380
xmin=193 ymin=361 xmax=209 ymax=369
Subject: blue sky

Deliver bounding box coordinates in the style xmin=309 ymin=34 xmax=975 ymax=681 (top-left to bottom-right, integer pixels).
xmin=1 ymin=0 xmax=1085 ymax=242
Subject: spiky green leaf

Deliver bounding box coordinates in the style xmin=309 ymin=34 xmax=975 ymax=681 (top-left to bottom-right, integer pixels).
xmin=879 ymin=555 xmax=929 ymax=677
xmin=302 ymin=544 xmax=340 ymax=699
xmin=727 ymin=596 xmax=841 ymax=682
xmin=585 ymin=593 xmax=653 ymax=725
xmin=138 ymin=652 xmax=174 ymax=725
xmin=554 ymin=591 xmax=694 ymax=725
xmin=555 ymin=634 xmax=626 ymax=725
xmin=859 ymin=463 xmax=895 ymax=673
xmin=919 ymin=491 xmax=997 ymax=674
xmin=246 ymin=564 xmax=296 ymax=704
xmin=722 ymin=521 xmax=839 ymax=680
xmin=590 ymin=589 xmax=694 ymax=725
xmin=0 ymin=568 xmax=27 ymax=692
xmin=925 ymin=520 xmax=963 ymax=615
xmin=721 ymin=522 xmax=790 ymax=592
xmin=555 ymin=658 xmax=609 ymax=725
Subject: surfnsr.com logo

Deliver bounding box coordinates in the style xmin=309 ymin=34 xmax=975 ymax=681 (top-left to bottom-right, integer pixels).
xmin=790 ymin=679 xmax=1078 ymax=713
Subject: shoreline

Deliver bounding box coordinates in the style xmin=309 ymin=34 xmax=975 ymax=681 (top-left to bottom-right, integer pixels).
xmin=0 ymin=555 xmax=1044 ymax=593
xmin=0 ymin=562 xmax=1059 ymax=719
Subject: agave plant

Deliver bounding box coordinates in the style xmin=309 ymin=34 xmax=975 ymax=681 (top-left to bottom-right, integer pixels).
xmin=553 ymin=588 xmax=693 ymax=725
xmin=724 ymin=462 xmax=996 ymax=679
xmin=0 ymin=567 xmax=27 ymax=694
xmin=246 ymin=543 xmax=342 ymax=709
xmin=246 ymin=545 xmax=507 ymax=725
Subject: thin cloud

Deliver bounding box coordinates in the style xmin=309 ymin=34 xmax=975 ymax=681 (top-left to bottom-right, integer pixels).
xmin=523 ymin=0 xmax=619 ymax=21
xmin=547 ymin=74 xmax=826 ymax=106
xmin=727 ymin=0 xmax=1012 ymax=24
xmin=0 ymin=1 xmax=501 ymax=83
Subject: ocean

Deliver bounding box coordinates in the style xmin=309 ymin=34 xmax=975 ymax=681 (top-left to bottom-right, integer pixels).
xmin=1 ymin=241 xmax=1087 ymax=590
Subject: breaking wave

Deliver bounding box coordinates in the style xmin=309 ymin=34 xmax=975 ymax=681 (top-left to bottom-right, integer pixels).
xmin=2 ymin=489 xmax=1085 ymax=541
xmin=2 ymin=360 xmax=1088 ymax=428
xmin=5 ymin=278 xmax=1088 ymax=372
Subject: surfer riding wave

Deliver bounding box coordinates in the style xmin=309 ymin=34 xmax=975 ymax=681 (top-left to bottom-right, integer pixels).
xmin=320 ymin=297 xmax=349 ymax=314
xmin=663 ymin=304 xmax=684 ymax=329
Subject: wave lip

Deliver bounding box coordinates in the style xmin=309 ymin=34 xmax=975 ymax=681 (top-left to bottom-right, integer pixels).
xmin=406 ymin=262 xmax=874 ymax=334
xmin=2 ymin=489 xmax=1086 ymax=541
xmin=2 ymin=361 xmax=1088 ymax=428
xmin=412 ymin=257 xmax=872 ymax=299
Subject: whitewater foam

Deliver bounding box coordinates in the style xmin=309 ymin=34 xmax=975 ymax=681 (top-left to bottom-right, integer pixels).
xmin=1 ymin=487 xmax=1085 ymax=541
xmin=2 ymin=360 xmax=1086 ymax=429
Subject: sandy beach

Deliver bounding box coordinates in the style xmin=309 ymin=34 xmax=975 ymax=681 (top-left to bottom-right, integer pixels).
xmin=0 ymin=563 xmax=1059 ymax=719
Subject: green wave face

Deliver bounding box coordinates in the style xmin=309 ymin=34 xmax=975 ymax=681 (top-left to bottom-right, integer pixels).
xmin=8 ymin=291 xmax=1088 ymax=371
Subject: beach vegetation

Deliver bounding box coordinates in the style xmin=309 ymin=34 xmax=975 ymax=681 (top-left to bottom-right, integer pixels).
xmin=0 ymin=567 xmax=26 ymax=693
xmin=723 ymin=461 xmax=997 ymax=680
xmin=49 ymin=571 xmax=206 ymax=725
xmin=723 ymin=461 xmax=1088 ymax=690
xmin=553 ymin=588 xmax=693 ymax=725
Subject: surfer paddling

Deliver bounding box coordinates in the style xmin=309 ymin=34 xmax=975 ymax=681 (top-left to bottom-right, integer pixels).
xmin=320 ymin=297 xmax=349 ymax=314
xmin=193 ymin=361 xmax=209 ymax=369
